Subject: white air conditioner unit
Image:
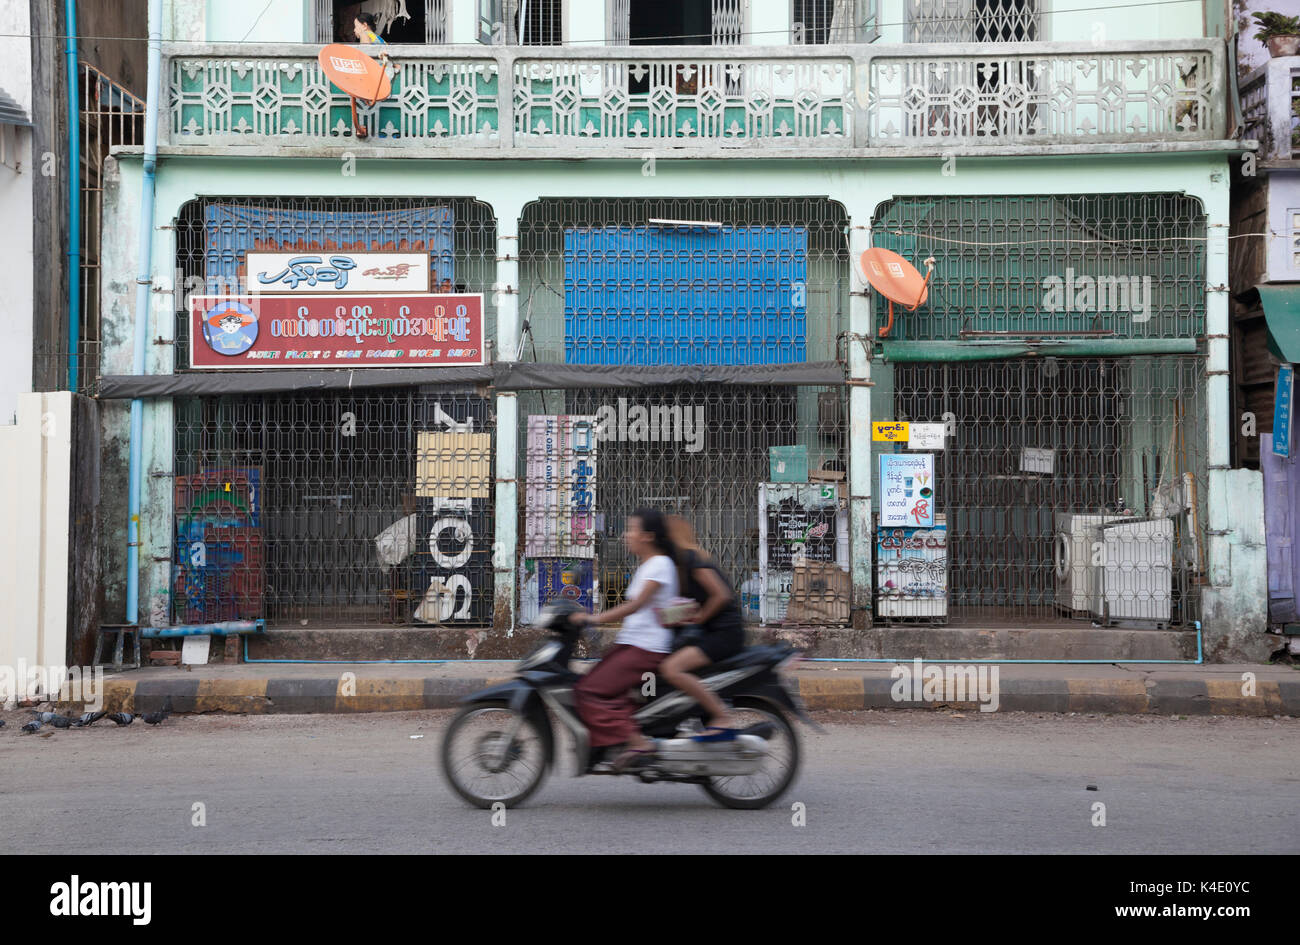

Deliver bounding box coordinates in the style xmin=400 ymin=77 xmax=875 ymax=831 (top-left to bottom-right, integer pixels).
xmin=1054 ymin=513 xmax=1135 ymax=615
xmin=1096 ymin=518 xmax=1173 ymax=627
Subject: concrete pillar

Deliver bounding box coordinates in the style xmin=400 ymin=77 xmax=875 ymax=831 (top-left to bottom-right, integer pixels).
xmin=1201 ymin=173 xmax=1273 ymax=659
xmin=846 ymin=212 xmax=873 ymax=628
xmin=491 ymin=198 xmax=525 ymax=632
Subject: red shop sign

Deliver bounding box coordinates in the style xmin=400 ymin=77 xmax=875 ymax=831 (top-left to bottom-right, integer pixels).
xmin=189 ymin=294 xmax=485 ymax=370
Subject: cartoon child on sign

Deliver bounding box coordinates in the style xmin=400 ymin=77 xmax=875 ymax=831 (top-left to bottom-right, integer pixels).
xmin=201 ymin=300 xmax=258 ymax=357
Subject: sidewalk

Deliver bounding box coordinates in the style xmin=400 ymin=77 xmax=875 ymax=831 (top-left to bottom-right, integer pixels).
xmin=60 ymin=659 xmax=1300 ymax=717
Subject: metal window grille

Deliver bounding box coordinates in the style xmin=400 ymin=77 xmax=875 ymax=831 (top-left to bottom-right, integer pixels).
xmin=75 ymin=64 xmax=145 ymax=396
xmin=313 ymin=1 xmax=450 ymax=43
xmin=173 ymin=389 xmax=496 ymax=627
xmin=172 ymin=196 xmax=498 ymax=370
xmin=711 ymin=0 xmax=746 ymax=44
xmin=792 ymin=0 xmax=873 ymax=44
xmin=515 ymin=383 xmax=848 ymax=624
xmin=517 ymin=197 xmax=850 ymax=365
xmin=870 ymin=194 xmax=1207 ymax=341
xmin=607 ymin=0 xmax=631 ymax=44
xmin=906 ymin=0 xmax=1038 ymax=43
xmin=36 ymin=63 xmax=145 ymax=396
xmin=516 ymin=0 xmax=563 ymax=45
xmin=881 ymin=356 xmax=1207 ymax=628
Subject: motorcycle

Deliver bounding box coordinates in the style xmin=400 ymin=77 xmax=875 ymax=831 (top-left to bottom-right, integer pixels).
xmin=440 ymin=601 xmax=819 ymax=810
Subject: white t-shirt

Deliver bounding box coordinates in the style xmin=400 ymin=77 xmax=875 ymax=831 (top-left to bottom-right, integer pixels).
xmin=615 ymin=554 xmax=679 ymax=653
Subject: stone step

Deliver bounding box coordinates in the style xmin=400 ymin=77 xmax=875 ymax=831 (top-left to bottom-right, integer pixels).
xmin=243 ymin=623 xmax=1198 ymax=662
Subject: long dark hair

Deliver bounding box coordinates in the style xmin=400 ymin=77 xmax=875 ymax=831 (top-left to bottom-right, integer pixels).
xmin=631 ymin=507 xmax=682 ymax=591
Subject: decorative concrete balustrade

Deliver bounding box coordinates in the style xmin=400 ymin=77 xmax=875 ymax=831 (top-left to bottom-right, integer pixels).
xmin=164 ymin=40 xmax=1225 ymax=153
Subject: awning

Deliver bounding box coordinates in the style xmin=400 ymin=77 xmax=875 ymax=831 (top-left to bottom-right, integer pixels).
xmin=97 ymin=360 xmax=846 ymax=398
xmin=1258 ymin=284 xmax=1300 ymax=364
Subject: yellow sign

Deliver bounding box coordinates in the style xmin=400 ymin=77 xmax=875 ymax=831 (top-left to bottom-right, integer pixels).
xmin=873 ymin=421 xmax=909 ymax=442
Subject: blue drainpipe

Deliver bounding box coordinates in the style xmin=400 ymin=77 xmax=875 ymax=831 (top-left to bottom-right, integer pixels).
xmin=64 ymin=0 xmax=79 ymax=391
xmin=126 ymin=0 xmax=162 ymax=627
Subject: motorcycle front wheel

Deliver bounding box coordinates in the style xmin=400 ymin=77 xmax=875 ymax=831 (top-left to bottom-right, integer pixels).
xmin=701 ymin=698 xmax=801 ymax=810
xmin=441 ymin=701 xmax=550 ymax=809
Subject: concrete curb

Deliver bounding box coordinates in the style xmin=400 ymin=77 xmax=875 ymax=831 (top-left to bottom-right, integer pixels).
xmin=70 ymin=673 xmax=1300 ymax=718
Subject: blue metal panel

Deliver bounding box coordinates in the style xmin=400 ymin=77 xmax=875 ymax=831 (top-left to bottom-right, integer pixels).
xmin=204 ymin=204 xmax=456 ymax=293
xmin=564 ymin=225 xmax=808 ymax=365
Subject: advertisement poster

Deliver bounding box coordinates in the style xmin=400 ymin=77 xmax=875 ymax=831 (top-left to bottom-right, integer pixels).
xmin=876 ymin=521 xmax=948 ymax=602
xmin=879 ymin=452 xmax=936 ymax=527
xmin=764 ymin=482 xmax=843 ymax=570
xmin=410 ymin=396 xmax=494 ymax=625
xmin=758 ymin=482 xmax=848 ymax=624
xmin=525 ymin=415 xmax=597 ymax=558
xmin=189 ymin=294 xmax=484 ymax=369
xmin=173 ymin=468 xmax=264 ymax=623
xmin=247 ymin=253 xmax=431 ymax=294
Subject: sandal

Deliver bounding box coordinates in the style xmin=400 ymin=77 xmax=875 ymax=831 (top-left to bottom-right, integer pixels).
xmin=612 ymin=746 xmax=657 ymax=772
xmin=691 ymin=726 xmax=738 ymax=742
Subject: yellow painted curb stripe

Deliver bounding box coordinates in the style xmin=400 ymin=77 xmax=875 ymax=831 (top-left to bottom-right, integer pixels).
xmin=334 ymin=677 xmax=426 ymax=712
xmin=194 ymin=679 xmax=271 ymax=714
xmin=1205 ymin=679 xmax=1284 ymax=715
xmin=798 ymin=677 xmax=865 ymax=710
xmin=1066 ymin=678 xmax=1149 ymax=712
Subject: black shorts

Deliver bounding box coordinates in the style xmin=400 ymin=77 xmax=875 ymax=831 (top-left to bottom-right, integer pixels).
xmin=674 ymin=622 xmax=745 ymax=663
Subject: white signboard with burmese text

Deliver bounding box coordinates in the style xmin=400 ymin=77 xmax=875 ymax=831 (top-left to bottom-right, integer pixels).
xmin=246 ymin=253 xmax=430 ymax=294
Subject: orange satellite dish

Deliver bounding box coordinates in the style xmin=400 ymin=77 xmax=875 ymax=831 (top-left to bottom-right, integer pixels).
xmin=856 ymin=248 xmax=932 ymax=338
xmin=318 ymin=44 xmax=392 ymax=103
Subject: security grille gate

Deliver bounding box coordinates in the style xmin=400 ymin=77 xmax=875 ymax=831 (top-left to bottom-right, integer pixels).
xmin=172 ymin=197 xmax=498 ymax=628
xmin=886 ymin=357 xmax=1207 ymax=627
xmin=173 ymin=389 xmax=495 ymax=628
xmin=871 ymin=194 xmax=1207 ymax=341
xmin=516 ymin=197 xmax=850 ymax=623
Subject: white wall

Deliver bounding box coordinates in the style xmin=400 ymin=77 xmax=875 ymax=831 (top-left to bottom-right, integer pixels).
xmin=0 ymin=392 xmax=73 ymax=696
xmin=0 ymin=0 xmax=32 ymax=425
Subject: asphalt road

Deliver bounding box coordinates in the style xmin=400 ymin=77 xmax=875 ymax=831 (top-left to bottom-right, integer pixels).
xmin=1 ymin=709 xmax=1296 ymax=854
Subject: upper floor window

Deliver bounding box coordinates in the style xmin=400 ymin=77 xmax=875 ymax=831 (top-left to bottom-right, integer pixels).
xmin=478 ymin=0 xmax=564 ymax=44
xmin=313 ymin=1 xmax=449 ymax=44
xmin=608 ymin=0 xmax=746 ymax=46
xmin=791 ymin=0 xmax=878 ymax=44
xmin=906 ymin=0 xmax=1038 ymax=43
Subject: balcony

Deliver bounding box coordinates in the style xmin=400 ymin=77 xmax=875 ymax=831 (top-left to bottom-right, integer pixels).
xmin=163 ymin=40 xmax=1226 ymax=155
xmin=1239 ymin=55 xmax=1300 ymax=163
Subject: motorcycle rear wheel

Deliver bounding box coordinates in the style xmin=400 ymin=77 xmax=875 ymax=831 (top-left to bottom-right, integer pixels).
xmin=700 ymin=698 xmax=800 ymax=810
xmin=441 ymin=701 xmax=550 ymax=809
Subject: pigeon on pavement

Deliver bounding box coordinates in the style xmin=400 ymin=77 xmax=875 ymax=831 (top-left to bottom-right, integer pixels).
xmin=139 ymin=697 xmax=173 ymax=726
xmin=73 ymin=711 xmax=106 ymax=727
xmin=21 ymin=719 xmax=42 ymax=734
xmin=106 ymin=712 xmax=133 ymax=726
xmin=48 ymin=715 xmax=73 ymax=729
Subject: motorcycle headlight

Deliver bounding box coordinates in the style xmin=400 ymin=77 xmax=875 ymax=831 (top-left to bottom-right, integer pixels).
xmin=517 ymin=639 xmax=562 ymax=671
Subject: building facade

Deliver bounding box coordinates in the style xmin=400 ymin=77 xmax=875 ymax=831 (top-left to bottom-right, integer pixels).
xmin=93 ymin=0 xmax=1270 ymax=660
xmin=1231 ymin=0 xmax=1300 ymax=646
